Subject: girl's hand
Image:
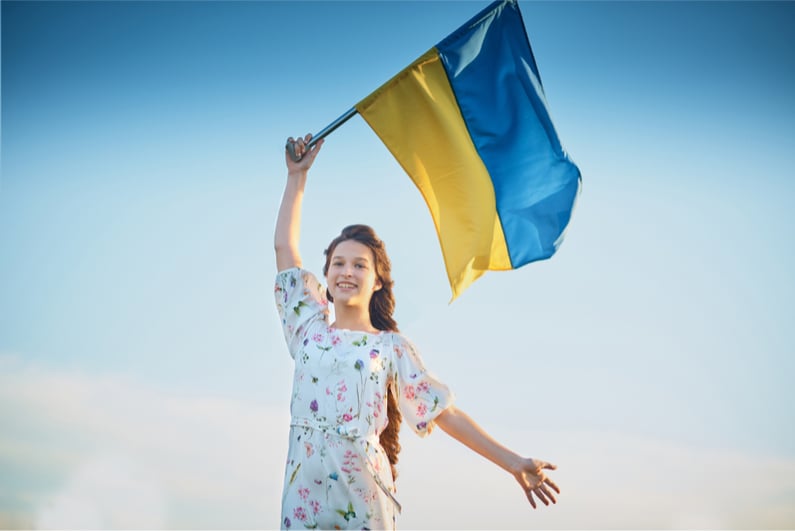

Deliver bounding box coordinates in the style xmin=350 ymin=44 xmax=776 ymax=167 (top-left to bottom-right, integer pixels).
xmin=513 ymin=457 xmax=560 ymax=509
xmin=285 ymin=134 xmax=323 ymax=174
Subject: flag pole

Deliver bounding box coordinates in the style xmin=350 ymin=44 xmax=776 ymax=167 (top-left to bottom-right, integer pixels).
xmin=285 ymin=107 xmax=358 ymax=162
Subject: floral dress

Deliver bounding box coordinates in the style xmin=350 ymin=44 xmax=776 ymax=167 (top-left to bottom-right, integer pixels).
xmin=275 ymin=267 xmax=454 ymax=530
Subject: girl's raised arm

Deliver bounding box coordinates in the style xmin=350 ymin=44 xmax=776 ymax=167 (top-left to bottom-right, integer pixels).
xmin=274 ymin=134 xmax=324 ymax=271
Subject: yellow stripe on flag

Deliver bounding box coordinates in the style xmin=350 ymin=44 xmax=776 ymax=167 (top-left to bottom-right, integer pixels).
xmin=356 ymin=49 xmax=512 ymax=300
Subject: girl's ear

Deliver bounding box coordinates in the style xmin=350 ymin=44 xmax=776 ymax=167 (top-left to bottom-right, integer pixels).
xmin=374 ymin=278 xmax=383 ymax=292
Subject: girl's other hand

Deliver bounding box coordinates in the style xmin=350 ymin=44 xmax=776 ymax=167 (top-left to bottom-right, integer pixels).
xmin=514 ymin=457 xmax=560 ymax=509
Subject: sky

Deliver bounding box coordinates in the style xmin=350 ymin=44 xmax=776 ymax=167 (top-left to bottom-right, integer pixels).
xmin=1 ymin=0 xmax=794 ymax=529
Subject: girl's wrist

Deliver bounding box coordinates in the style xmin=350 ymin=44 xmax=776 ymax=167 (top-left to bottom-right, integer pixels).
xmin=506 ymin=454 xmax=525 ymax=476
xmin=287 ymin=169 xmax=308 ymax=179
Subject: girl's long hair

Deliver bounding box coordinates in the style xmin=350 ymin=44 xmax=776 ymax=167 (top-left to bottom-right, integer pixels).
xmin=323 ymin=224 xmax=402 ymax=480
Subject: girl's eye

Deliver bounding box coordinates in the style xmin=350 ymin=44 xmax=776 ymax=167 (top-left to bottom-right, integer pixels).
xmin=355 ymin=264 xmax=365 ymax=269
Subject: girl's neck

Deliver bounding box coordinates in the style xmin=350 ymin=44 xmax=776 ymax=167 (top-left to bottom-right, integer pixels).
xmin=332 ymin=304 xmax=378 ymax=333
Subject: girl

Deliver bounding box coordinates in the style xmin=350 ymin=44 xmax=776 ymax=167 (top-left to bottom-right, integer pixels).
xmin=274 ymin=134 xmax=559 ymax=529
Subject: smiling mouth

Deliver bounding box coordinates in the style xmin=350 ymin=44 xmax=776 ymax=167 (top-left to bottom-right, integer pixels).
xmin=337 ymin=282 xmax=357 ymax=289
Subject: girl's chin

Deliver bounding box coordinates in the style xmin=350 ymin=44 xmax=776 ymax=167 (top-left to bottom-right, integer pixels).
xmin=332 ymin=294 xmax=363 ymax=305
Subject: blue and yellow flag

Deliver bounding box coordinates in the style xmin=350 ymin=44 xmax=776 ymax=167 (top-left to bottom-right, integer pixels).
xmin=355 ymin=0 xmax=581 ymax=300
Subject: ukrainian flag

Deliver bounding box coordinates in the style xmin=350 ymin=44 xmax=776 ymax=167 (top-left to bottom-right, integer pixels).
xmin=356 ymin=0 xmax=581 ymax=300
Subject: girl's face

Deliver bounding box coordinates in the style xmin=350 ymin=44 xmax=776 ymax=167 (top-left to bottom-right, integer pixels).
xmin=326 ymin=239 xmax=382 ymax=307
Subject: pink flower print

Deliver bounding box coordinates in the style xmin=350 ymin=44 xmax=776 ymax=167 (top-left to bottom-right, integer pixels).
xmin=369 ymin=349 xmax=379 ymax=359
xmin=309 ymin=499 xmax=321 ymax=515
xmin=416 ymin=402 xmax=427 ymax=418
xmin=341 ymin=449 xmax=362 ymax=474
xmin=304 ymin=442 xmax=314 ymax=457
xmin=331 ymin=335 xmax=341 ymax=346
xmin=417 ymin=421 xmax=427 ymax=431
xmin=293 ymin=506 xmax=307 ymax=521
xmin=342 ymin=413 xmax=353 ymax=422
xmin=309 ymin=399 xmax=318 ymax=413
xmin=417 ymin=380 xmax=430 ymax=393
xmin=355 ymin=487 xmax=378 ymax=504
xmin=336 ymin=380 xmax=348 ymax=402
xmin=325 ymin=387 xmax=332 ymax=396
xmin=312 ymin=333 xmax=323 ymax=343
xmin=403 ymin=384 xmax=415 ymax=400
xmin=372 ymin=392 xmax=383 ymax=418
xmin=298 ymin=487 xmax=310 ymax=501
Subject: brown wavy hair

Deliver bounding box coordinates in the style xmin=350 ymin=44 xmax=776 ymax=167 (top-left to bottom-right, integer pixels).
xmin=323 ymin=224 xmax=402 ymax=480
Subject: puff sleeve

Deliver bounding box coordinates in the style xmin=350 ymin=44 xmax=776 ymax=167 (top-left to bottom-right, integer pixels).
xmin=390 ymin=334 xmax=455 ymax=437
xmin=274 ymin=267 xmax=329 ymax=358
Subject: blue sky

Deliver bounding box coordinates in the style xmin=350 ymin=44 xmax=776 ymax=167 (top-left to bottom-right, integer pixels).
xmin=2 ymin=1 xmax=794 ymax=529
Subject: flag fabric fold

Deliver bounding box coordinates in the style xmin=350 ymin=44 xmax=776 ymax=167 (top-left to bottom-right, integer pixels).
xmin=355 ymin=0 xmax=581 ymax=300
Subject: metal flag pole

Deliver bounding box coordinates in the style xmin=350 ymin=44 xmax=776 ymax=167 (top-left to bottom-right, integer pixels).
xmin=285 ymin=107 xmax=358 ymax=162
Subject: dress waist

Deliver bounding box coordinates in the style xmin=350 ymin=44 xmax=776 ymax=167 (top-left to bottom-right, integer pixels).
xmin=290 ymin=416 xmax=401 ymax=513
xmin=290 ymin=416 xmax=376 ymax=440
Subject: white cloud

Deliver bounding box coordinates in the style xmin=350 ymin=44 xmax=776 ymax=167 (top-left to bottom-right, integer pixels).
xmin=0 ymin=355 xmax=287 ymax=529
xmin=35 ymin=453 xmax=165 ymax=529
xmin=396 ymin=426 xmax=795 ymax=529
xmin=2 ymin=355 xmax=794 ymax=529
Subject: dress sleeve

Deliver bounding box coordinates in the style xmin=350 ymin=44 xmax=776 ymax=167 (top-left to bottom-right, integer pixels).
xmin=274 ymin=267 xmax=329 ymax=359
xmin=390 ymin=334 xmax=455 ymax=437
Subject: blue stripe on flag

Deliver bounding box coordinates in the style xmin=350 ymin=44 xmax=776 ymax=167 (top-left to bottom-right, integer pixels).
xmin=436 ymin=0 xmax=581 ymax=267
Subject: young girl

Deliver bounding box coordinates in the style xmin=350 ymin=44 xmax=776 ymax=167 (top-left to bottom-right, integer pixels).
xmin=274 ymin=134 xmax=559 ymax=529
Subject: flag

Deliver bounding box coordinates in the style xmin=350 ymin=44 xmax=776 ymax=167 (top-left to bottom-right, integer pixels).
xmin=355 ymin=0 xmax=581 ymax=300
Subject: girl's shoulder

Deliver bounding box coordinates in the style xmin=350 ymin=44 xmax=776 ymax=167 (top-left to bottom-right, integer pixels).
xmin=275 ymin=267 xmax=328 ymax=304
xmin=276 ymin=266 xmax=321 ymax=286
xmin=383 ymin=331 xmax=418 ymax=355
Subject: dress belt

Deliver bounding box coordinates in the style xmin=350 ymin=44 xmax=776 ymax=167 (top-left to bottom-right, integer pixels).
xmin=290 ymin=416 xmax=402 ymax=513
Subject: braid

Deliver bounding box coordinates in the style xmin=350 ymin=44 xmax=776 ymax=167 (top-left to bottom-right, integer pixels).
xmin=369 ymin=276 xmax=401 ymax=481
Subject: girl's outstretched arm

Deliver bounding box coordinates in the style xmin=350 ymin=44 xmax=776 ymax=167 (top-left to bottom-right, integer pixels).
xmin=274 ymin=134 xmax=323 ymax=271
xmin=435 ymin=405 xmax=560 ymax=509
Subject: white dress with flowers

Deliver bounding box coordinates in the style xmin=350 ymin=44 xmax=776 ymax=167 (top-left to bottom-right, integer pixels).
xmin=274 ymin=267 xmax=454 ymax=530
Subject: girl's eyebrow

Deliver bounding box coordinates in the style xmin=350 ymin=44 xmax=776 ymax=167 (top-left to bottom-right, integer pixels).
xmin=331 ymin=255 xmax=371 ymax=263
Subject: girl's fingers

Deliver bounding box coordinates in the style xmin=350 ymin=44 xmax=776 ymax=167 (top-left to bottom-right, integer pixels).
xmin=525 ymin=490 xmax=537 ymax=509
xmin=285 ymin=134 xmax=322 ymax=165
xmin=539 ymin=484 xmax=557 ymax=504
